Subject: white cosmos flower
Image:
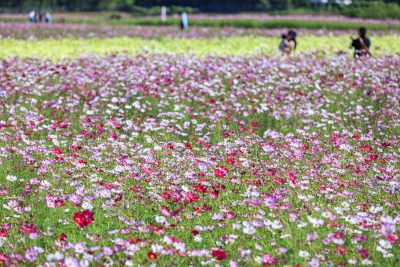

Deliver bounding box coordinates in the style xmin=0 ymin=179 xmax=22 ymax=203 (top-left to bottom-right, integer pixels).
xmin=299 ymin=250 xmax=310 ymax=258
xmin=151 ymin=243 xmax=163 ymax=252
xmin=369 ymin=206 xmax=383 ymax=213
xmin=242 ymin=222 xmax=256 ymax=235
xmin=378 ymin=239 xmax=392 ymax=249
xmin=361 ymin=259 xmax=372 ymax=265
xmin=174 ymin=242 xmax=186 ymax=253
xmin=308 ymin=216 xmax=324 ymax=227
xmin=0 ymin=237 xmax=7 ymax=247
xmin=100 ymin=189 xmax=111 ymax=198
xmin=81 ymin=201 xmax=93 ymax=210
xmin=6 ymin=175 xmax=17 ymax=182
xmin=271 ymin=220 xmax=283 ymax=230
xmin=194 ymin=235 xmax=203 ymax=243
xmin=64 ymin=257 xmax=80 ymax=267
xmin=348 ymin=259 xmax=357 ymax=265
xmin=155 ymin=215 xmax=167 ymax=224
xmin=46 ymin=252 xmax=64 ymax=261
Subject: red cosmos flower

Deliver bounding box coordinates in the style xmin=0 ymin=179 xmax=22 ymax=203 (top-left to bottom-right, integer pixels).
xmin=73 ymin=210 xmax=94 ymax=228
xmin=55 ymin=199 xmax=65 ymax=207
xmin=128 ymin=237 xmax=141 ymax=244
xmin=0 ymin=253 xmax=10 ymax=265
xmin=337 ymin=245 xmax=348 ymax=254
xmin=161 ymin=192 xmax=171 ymax=200
xmin=209 ymin=190 xmax=219 ymax=199
xmin=226 ymin=211 xmax=237 ymax=219
xmin=359 ymin=145 xmax=372 ymax=152
xmin=160 ymin=205 xmax=171 ymax=216
xmin=388 ymin=234 xmax=399 ymax=244
xmin=331 ymin=133 xmax=339 ymax=139
xmin=193 ymin=206 xmax=202 ymax=213
xmin=203 ymin=203 xmax=212 ymax=211
xmin=69 ymin=145 xmax=83 ymax=152
xmin=212 ymin=249 xmax=227 ymax=261
xmin=59 ymin=233 xmax=67 ymax=242
xmin=227 ymin=157 xmax=235 ymax=165
xmin=214 ymin=166 xmax=229 ymax=178
xmin=191 ymin=229 xmax=199 ymax=236
xmin=110 ymin=133 xmax=118 ymax=140
xmin=0 ymin=229 xmax=7 ymax=237
xmin=147 ymin=251 xmax=157 ymax=260
xmin=20 ymin=223 xmax=38 ymax=234
xmin=368 ymin=154 xmax=378 ymax=161
xmin=193 ymin=184 xmax=207 ymax=194
xmin=358 ymin=249 xmax=369 ymax=258
xmin=185 ymin=143 xmax=193 ymax=150
xmin=167 ymin=143 xmax=174 ymax=150
xmin=78 ymin=159 xmax=88 ymax=166
xmin=333 ymin=232 xmax=344 ymax=239
xmin=52 ymin=147 xmax=63 ymax=155
xmin=212 ymin=184 xmax=226 ymax=190
xmin=262 ymin=254 xmax=277 ymax=266
xmin=185 ymin=192 xmax=199 ymax=202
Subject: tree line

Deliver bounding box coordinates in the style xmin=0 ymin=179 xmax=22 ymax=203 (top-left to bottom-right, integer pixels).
xmin=1 ymin=0 xmax=399 ymax=12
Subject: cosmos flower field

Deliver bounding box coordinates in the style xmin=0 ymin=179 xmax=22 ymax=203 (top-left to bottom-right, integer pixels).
xmin=0 ymin=26 xmax=399 ymax=267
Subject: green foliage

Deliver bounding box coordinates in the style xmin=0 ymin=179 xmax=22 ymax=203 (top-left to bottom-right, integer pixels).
xmin=99 ymin=0 xmax=136 ymax=11
xmin=131 ymin=5 xmax=199 ymax=16
xmin=114 ymin=17 xmax=400 ymax=31
xmin=0 ymin=0 xmax=400 ymax=18
xmin=340 ymin=1 xmax=400 ymax=19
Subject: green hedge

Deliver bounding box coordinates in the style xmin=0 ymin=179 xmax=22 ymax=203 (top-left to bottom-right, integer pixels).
xmin=1 ymin=15 xmax=399 ymax=31
xmin=131 ymin=6 xmax=199 ymax=16
xmin=340 ymin=2 xmax=400 ymax=19
xmin=122 ymin=17 xmax=400 ymax=31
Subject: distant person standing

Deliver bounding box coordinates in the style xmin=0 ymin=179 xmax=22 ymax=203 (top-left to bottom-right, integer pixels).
xmin=28 ymin=10 xmax=36 ymax=22
xmin=180 ymin=12 xmax=189 ymax=31
xmin=351 ymin=27 xmax=371 ymax=58
xmin=44 ymin=12 xmax=52 ymax=23
xmin=161 ymin=6 xmax=167 ymax=23
xmin=38 ymin=12 xmax=43 ymax=22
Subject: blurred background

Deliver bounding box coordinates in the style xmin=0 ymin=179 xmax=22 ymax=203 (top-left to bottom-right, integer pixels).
xmin=0 ymin=0 xmax=399 ymax=19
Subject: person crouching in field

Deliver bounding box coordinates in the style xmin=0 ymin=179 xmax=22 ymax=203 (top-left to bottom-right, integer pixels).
xmin=351 ymin=27 xmax=371 ymax=59
xmin=279 ymin=30 xmax=297 ymax=55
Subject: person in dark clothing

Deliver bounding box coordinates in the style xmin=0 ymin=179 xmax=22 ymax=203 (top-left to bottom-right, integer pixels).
xmin=280 ymin=30 xmax=297 ymax=55
xmin=279 ymin=33 xmax=288 ymax=53
xmin=351 ymin=27 xmax=371 ymax=58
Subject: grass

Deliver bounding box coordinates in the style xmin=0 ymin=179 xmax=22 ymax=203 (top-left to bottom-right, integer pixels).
xmin=0 ymin=35 xmax=399 ymax=59
xmin=1 ymin=16 xmax=400 ymax=31
xmin=121 ymin=17 xmax=400 ymax=31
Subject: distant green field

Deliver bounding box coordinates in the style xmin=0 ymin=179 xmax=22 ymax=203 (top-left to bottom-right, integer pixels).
xmin=0 ymin=35 xmax=399 ymax=59
xmin=1 ymin=16 xmax=400 ymax=31
xmin=123 ymin=17 xmax=400 ymax=31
